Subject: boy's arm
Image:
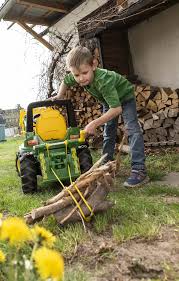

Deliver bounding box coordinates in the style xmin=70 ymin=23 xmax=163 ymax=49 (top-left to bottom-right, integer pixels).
xmin=85 ymin=106 xmax=122 ymax=135
xmin=51 ymin=81 xmax=68 ymax=101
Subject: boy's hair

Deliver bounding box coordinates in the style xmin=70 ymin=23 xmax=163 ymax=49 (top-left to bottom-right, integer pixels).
xmin=66 ymin=46 xmax=93 ymax=69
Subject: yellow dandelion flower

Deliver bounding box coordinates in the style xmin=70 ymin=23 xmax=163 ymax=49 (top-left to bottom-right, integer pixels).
xmin=0 ymin=249 xmax=6 ymax=263
xmin=33 ymin=247 xmax=64 ymax=281
xmin=0 ymin=217 xmax=32 ymax=245
xmin=31 ymin=225 xmax=56 ymax=247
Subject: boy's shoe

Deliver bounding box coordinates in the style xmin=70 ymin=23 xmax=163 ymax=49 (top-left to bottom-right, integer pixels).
xmin=123 ymin=170 xmax=150 ymax=187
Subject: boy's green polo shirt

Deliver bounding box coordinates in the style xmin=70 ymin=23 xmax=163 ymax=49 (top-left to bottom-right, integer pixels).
xmin=64 ymin=68 xmax=134 ymax=108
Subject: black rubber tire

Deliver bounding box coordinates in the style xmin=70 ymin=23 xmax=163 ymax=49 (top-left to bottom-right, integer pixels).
xmin=20 ymin=155 xmax=38 ymax=194
xmin=77 ymin=147 xmax=93 ymax=173
xmin=15 ymin=154 xmax=21 ymax=177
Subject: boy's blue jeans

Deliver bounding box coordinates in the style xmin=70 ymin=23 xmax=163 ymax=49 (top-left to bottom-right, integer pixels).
xmin=102 ymin=98 xmax=146 ymax=171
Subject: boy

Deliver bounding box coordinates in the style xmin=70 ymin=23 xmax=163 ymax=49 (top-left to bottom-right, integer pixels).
xmin=51 ymin=46 xmax=149 ymax=187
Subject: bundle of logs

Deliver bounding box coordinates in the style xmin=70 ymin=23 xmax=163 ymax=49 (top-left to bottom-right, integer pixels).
xmin=24 ymin=160 xmax=116 ymax=225
xmin=64 ymin=83 xmax=179 ymax=147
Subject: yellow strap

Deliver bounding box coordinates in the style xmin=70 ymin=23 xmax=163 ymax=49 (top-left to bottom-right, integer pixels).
xmin=64 ymin=141 xmax=93 ymax=220
xmin=67 ymin=165 xmax=93 ymax=217
xmin=47 ymin=140 xmax=93 ymax=221
xmin=51 ymin=168 xmax=92 ymax=221
xmin=46 ymin=144 xmax=50 ymax=158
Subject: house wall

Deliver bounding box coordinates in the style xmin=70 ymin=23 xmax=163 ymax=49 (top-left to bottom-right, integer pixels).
xmin=3 ymin=109 xmax=19 ymax=128
xmin=128 ymin=4 xmax=179 ymax=88
xmin=53 ymin=0 xmax=109 ymax=34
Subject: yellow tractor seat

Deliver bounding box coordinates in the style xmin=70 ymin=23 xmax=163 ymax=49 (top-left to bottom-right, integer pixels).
xmin=35 ymin=108 xmax=67 ymax=141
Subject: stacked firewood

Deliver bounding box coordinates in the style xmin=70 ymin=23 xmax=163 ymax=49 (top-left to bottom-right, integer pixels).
xmin=133 ymin=85 xmax=179 ymax=144
xmin=64 ymin=84 xmax=179 ymax=146
xmin=65 ymin=87 xmax=103 ymax=129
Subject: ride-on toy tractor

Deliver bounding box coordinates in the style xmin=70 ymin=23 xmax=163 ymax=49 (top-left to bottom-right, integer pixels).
xmin=16 ymin=100 xmax=93 ymax=194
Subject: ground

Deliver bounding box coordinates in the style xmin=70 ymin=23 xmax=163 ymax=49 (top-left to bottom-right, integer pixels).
xmin=1 ymin=139 xmax=179 ymax=281
xmin=69 ymin=225 xmax=179 ymax=281
xmin=66 ymin=172 xmax=179 ymax=281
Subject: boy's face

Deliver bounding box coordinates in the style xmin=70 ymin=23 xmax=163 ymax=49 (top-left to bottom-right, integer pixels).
xmin=70 ymin=62 xmax=96 ymax=86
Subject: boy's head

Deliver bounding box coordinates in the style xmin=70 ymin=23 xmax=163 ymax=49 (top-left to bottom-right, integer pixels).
xmin=66 ymin=46 xmax=97 ymax=86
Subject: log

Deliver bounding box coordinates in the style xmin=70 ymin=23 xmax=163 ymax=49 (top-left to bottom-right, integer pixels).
xmin=160 ymin=88 xmax=168 ymax=103
xmin=146 ymin=100 xmax=157 ymax=112
xmin=143 ymin=118 xmax=153 ymax=130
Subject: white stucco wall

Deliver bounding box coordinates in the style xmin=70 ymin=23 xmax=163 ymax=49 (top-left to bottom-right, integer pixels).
xmin=128 ymin=4 xmax=179 ymax=88
xmin=53 ymin=0 xmax=109 ymax=34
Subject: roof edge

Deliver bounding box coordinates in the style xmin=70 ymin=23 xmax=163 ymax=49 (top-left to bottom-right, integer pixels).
xmin=0 ymin=0 xmax=16 ymax=21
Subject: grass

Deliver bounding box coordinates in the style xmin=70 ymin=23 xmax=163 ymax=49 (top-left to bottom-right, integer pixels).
xmin=0 ymin=137 xmax=179 ymax=280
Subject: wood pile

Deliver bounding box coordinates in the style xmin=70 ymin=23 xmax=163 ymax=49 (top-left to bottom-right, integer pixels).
xmin=134 ymin=85 xmax=179 ymax=145
xmin=24 ymin=160 xmax=116 ymax=225
xmin=64 ymin=84 xmax=179 ymax=147
xmin=65 ymin=87 xmax=103 ymax=130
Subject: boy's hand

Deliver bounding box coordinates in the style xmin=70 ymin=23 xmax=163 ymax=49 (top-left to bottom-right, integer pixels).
xmin=84 ymin=120 xmax=98 ymax=135
xmin=51 ymin=95 xmax=57 ymax=102
xmin=46 ymin=95 xmax=57 ymax=102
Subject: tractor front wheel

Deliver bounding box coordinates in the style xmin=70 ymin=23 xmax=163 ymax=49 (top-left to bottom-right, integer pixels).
xmin=20 ymin=155 xmax=37 ymax=194
xmin=77 ymin=147 xmax=93 ymax=173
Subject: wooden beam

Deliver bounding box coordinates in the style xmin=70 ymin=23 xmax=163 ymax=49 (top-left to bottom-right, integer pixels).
xmin=5 ymin=15 xmax=50 ymax=25
xmin=17 ymin=0 xmax=68 ymax=13
xmin=17 ymin=21 xmax=54 ymax=51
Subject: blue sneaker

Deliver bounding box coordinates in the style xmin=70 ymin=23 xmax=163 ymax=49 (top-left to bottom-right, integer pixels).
xmin=124 ymin=170 xmax=150 ymax=187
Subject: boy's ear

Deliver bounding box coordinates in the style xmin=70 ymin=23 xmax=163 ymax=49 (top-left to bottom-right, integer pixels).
xmin=92 ymin=58 xmax=98 ymax=70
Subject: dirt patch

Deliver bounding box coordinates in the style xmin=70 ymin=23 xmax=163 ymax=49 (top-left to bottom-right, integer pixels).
xmin=160 ymin=196 xmax=179 ymax=204
xmin=155 ymin=172 xmax=179 ymax=188
xmin=67 ymin=225 xmax=179 ymax=280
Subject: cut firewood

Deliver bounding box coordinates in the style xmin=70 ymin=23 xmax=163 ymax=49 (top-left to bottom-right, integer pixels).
xmin=152 ymin=113 xmax=159 ymax=121
xmin=169 ymin=91 xmax=178 ymax=99
xmin=153 ymin=91 xmax=162 ymax=101
xmin=64 ymin=83 xmax=179 ymax=148
xmin=136 ymin=85 xmax=143 ymax=93
xmin=160 ymin=88 xmax=169 ymax=103
xmin=170 ymin=100 xmax=179 ymax=108
xmin=155 ymin=100 xmax=166 ymax=111
xmin=146 ymin=100 xmax=157 ymax=112
xmin=137 ymin=93 xmax=146 ymax=103
xmin=24 ymin=161 xmax=116 ymax=225
xmin=168 ymin=108 xmax=178 ymax=118
xmin=163 ymin=118 xmax=174 ymax=128
xmin=141 ymin=90 xmax=151 ymax=100
xmin=143 ymin=118 xmax=153 ymax=130
xmin=165 ymin=99 xmax=172 ymax=106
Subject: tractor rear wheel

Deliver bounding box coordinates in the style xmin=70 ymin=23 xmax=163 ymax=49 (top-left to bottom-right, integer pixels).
xmin=77 ymin=147 xmax=93 ymax=173
xmin=20 ymin=155 xmax=37 ymax=194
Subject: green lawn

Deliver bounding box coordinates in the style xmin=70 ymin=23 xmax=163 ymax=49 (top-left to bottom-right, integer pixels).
xmin=0 ymin=137 xmax=179 ymax=281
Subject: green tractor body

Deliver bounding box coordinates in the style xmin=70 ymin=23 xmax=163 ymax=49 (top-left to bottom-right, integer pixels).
xmin=16 ymin=100 xmax=93 ymax=193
